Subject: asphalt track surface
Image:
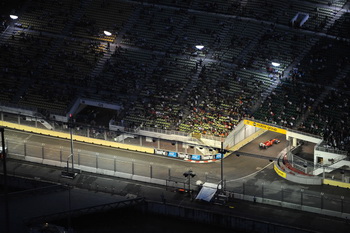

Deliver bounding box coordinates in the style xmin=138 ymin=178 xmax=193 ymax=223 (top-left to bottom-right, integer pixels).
xmin=3 ymin=128 xmax=350 ymax=198
xmin=2 ymin=129 xmax=350 ymax=233
xmin=4 ymin=129 xmax=284 ymax=182
xmin=1 ymin=159 xmax=349 ymax=233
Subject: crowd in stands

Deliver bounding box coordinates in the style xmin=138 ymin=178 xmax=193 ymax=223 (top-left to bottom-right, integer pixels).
xmin=295 ymin=38 xmax=349 ymax=85
xmin=253 ymin=80 xmax=323 ymax=129
xmin=0 ymin=17 xmax=8 ymax=33
xmin=0 ymin=0 xmax=350 ymax=152
xmin=298 ymin=89 xmax=350 ymax=152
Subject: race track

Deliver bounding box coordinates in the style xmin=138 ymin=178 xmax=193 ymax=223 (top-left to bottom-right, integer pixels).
xmin=4 ymin=129 xmax=286 ymax=183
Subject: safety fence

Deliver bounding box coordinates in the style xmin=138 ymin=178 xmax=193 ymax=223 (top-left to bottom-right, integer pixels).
xmin=6 ymin=139 xmax=223 ymax=185
xmin=229 ymin=181 xmax=350 ymax=217
xmin=5 ymin=138 xmax=350 ymax=218
xmin=0 ymin=112 xmax=215 ymax=156
xmin=2 ymin=112 xmax=350 ymax=218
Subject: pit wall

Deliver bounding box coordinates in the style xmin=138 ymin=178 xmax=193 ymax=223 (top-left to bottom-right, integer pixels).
xmin=228 ymin=127 xmax=267 ymax=151
xmin=0 ymin=121 xmax=154 ymax=154
xmin=0 ymin=120 xmax=224 ymax=163
xmin=224 ymin=122 xmax=263 ymax=150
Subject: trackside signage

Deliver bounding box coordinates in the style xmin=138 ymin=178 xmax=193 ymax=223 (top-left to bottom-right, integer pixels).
xmin=274 ymin=163 xmax=287 ymax=178
xmin=244 ymin=120 xmax=287 ymax=134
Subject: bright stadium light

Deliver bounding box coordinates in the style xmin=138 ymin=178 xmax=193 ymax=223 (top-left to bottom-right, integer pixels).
xmin=104 ymin=31 xmax=112 ymax=36
xmin=10 ymin=15 xmax=18 ymax=20
xmin=271 ymin=62 xmax=281 ymax=67
xmin=195 ymin=45 xmax=204 ymax=50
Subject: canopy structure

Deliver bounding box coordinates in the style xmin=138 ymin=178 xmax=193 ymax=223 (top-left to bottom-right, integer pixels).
xmin=195 ymin=182 xmax=218 ymax=202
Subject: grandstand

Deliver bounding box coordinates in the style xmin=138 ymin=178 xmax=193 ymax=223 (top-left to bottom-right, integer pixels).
xmin=1 ymin=0 xmax=349 ymax=155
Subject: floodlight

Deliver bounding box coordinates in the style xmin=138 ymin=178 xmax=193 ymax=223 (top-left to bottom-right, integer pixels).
xmin=271 ymin=62 xmax=280 ymax=67
xmin=10 ymin=15 xmax=18 ymax=20
xmin=104 ymin=31 xmax=112 ymax=36
xmin=195 ymin=45 xmax=204 ymax=50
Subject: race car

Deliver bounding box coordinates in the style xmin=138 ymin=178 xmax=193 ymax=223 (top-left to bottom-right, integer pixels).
xmin=259 ymin=139 xmax=280 ymax=149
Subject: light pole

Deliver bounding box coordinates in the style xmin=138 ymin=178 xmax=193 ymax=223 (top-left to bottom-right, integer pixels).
xmin=69 ymin=114 xmax=74 ymax=173
xmin=62 ymin=114 xmax=77 ymax=179
xmin=1 ymin=128 xmax=9 ymax=233
xmin=220 ymin=141 xmax=225 ymax=193
xmin=103 ymin=30 xmax=112 ymax=49
xmin=195 ymin=45 xmax=204 ymax=57
xmin=183 ymin=170 xmax=196 ymax=196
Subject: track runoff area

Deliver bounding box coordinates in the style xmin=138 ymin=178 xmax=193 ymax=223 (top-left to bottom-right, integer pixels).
xmin=233 ymin=119 xmax=338 ymax=185
xmin=228 ymin=119 xmax=289 ymax=167
xmin=1 ymin=118 xmax=331 ymax=186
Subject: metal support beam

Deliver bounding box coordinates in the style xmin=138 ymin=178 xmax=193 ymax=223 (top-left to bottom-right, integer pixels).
xmin=1 ymin=128 xmax=10 ymax=233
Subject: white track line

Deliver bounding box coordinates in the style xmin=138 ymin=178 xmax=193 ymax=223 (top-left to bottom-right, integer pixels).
xmin=226 ymin=161 xmax=274 ymax=183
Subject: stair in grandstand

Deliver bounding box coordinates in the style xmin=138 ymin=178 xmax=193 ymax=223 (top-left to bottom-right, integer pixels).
xmin=88 ymin=3 xmax=145 ymax=78
xmin=295 ymin=64 xmax=350 ymax=128
xmin=313 ymin=157 xmax=350 ymax=176
xmin=89 ymin=42 xmax=116 ymax=77
xmin=89 ymin=4 xmax=142 ymax=79
xmin=114 ymin=6 xmax=141 ymax=45
xmin=324 ymin=0 xmax=350 ymax=33
xmin=60 ymin=0 xmax=94 ymax=36
xmin=234 ymin=26 xmax=267 ymax=64
xmin=0 ymin=0 xmax=31 ymax=41
xmin=250 ymin=34 xmax=320 ymax=116
xmin=322 ymin=7 xmax=344 ymax=33
xmin=32 ymin=0 xmax=93 ymax=75
xmin=10 ymin=28 xmax=67 ymax=104
xmin=178 ymin=61 xmax=202 ymax=102
xmin=177 ymin=13 xmax=232 ymax=105
xmin=163 ymin=12 xmax=190 ymax=50
xmin=0 ymin=23 xmax=16 ymax=42
xmin=189 ymin=0 xmax=201 ymax=9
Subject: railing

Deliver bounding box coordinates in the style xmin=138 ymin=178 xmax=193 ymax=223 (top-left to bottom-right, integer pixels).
xmin=315 ymin=143 xmax=348 ymax=155
xmin=7 ymin=140 xmax=350 ymax=216
xmin=138 ymin=126 xmax=190 ymax=137
xmin=6 ymin=138 xmax=222 ymax=187
xmin=229 ymin=181 xmax=350 ymax=216
xmin=287 ymin=145 xmax=312 ymax=174
xmin=1 ymin=111 xmax=212 ymax=155
xmin=201 ymin=134 xmax=224 ymax=142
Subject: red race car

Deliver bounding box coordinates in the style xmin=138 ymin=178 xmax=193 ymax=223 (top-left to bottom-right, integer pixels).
xmin=259 ymin=139 xmax=280 ymax=149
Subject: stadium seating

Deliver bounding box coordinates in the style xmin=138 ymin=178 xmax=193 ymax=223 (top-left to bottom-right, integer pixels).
xmin=0 ymin=0 xmax=349 ymax=152
xmin=327 ymin=13 xmax=350 ymax=38
xmin=18 ymin=0 xmax=80 ymax=34
xmin=73 ymin=0 xmax=134 ymax=42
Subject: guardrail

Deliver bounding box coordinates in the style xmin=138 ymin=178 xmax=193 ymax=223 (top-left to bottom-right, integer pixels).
xmin=0 ymin=115 xmax=227 ymax=163
xmin=315 ymin=143 xmax=348 ymax=155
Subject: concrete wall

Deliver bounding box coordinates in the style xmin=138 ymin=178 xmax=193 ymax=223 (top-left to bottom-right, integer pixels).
xmin=0 ymin=121 xmax=154 ymax=154
xmin=234 ymin=193 xmax=350 ymax=219
xmin=229 ymin=127 xmax=266 ymax=151
xmin=286 ymin=172 xmax=322 ymax=185
xmin=286 ymin=131 xmax=322 ymax=144
xmin=314 ymin=150 xmax=347 ymax=166
xmin=274 ymin=160 xmax=322 ymax=185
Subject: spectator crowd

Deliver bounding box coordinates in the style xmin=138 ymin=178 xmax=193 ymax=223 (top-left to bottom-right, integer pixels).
xmin=0 ymin=0 xmax=349 ymax=153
